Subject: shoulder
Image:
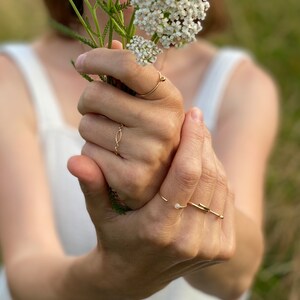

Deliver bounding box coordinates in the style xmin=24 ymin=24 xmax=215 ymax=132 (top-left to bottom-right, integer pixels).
xmin=219 ymin=57 xmax=279 ymax=144
xmin=0 ymin=50 xmax=36 ymax=131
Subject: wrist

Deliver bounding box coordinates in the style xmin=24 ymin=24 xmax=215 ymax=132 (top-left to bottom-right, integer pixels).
xmin=58 ymin=249 xmax=137 ymax=300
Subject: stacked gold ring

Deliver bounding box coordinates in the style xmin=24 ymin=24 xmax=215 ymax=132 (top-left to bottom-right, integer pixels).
xmin=159 ymin=193 xmax=224 ymax=219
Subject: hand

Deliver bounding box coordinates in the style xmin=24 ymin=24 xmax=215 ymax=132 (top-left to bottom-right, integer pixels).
xmin=68 ymin=108 xmax=235 ymax=299
xmin=75 ymin=41 xmax=184 ymax=209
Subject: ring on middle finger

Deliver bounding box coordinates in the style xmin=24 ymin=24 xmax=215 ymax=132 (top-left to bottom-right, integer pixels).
xmin=188 ymin=202 xmax=224 ymax=219
xmin=114 ymin=123 xmax=124 ymax=156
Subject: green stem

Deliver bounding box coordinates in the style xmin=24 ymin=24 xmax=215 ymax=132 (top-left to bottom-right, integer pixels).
xmin=112 ymin=4 xmax=126 ymax=47
xmin=151 ymin=32 xmax=160 ymax=44
xmin=84 ymin=0 xmax=104 ymax=47
xmin=127 ymin=9 xmax=136 ymax=44
xmin=69 ymin=0 xmax=98 ymax=47
xmin=108 ymin=19 xmax=113 ymax=48
xmin=111 ymin=18 xmax=127 ymax=37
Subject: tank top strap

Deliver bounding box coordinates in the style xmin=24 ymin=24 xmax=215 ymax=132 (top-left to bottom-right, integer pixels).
xmin=195 ymin=47 xmax=251 ymax=132
xmin=0 ymin=43 xmax=64 ymax=131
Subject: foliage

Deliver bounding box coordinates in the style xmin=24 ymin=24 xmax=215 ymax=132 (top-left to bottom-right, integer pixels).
xmin=209 ymin=0 xmax=300 ymax=299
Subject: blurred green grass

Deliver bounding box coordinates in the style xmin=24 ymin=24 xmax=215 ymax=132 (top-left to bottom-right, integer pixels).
xmin=0 ymin=0 xmax=299 ymax=299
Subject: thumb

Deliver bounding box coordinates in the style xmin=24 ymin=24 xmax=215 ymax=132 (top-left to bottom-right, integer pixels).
xmin=111 ymin=39 xmax=123 ymax=50
xmin=68 ymin=155 xmax=113 ymax=221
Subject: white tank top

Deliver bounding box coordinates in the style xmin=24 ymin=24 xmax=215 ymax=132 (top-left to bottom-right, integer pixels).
xmin=0 ymin=44 xmax=250 ymax=300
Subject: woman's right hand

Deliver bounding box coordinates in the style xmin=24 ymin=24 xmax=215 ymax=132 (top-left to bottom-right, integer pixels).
xmin=68 ymin=108 xmax=235 ymax=300
xmin=74 ymin=42 xmax=185 ymax=210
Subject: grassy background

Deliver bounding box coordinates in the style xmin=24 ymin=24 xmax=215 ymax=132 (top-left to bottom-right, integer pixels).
xmin=0 ymin=0 xmax=299 ymax=299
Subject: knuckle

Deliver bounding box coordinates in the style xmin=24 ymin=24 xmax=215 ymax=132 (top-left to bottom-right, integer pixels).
xmin=119 ymin=53 xmax=139 ymax=80
xmin=198 ymin=238 xmax=219 ymax=261
xmin=78 ymin=114 xmax=92 ymax=139
xmin=132 ymin=106 xmax=154 ymax=125
xmin=81 ymin=142 xmax=94 ymax=157
xmin=140 ymin=143 xmax=162 ymax=165
xmin=219 ymin=239 xmax=236 ymax=261
xmin=202 ymin=164 xmax=218 ymax=185
xmin=158 ymin=115 xmax=180 ymax=142
xmin=78 ymin=81 xmax=100 ymax=114
xmin=199 ymin=230 xmax=236 ymax=262
xmin=166 ymin=86 xmax=184 ymax=107
xmin=217 ymin=177 xmax=229 ymax=195
xmin=174 ymin=163 xmax=200 ymax=190
xmin=120 ymin=165 xmax=146 ymax=199
xmin=171 ymin=241 xmax=198 ymax=261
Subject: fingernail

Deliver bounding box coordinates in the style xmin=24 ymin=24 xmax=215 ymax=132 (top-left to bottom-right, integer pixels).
xmin=191 ymin=108 xmax=203 ymax=122
xmin=75 ymin=54 xmax=86 ymax=71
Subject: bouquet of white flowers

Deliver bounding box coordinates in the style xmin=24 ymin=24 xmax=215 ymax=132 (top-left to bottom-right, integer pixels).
xmin=54 ymin=0 xmax=209 ymax=67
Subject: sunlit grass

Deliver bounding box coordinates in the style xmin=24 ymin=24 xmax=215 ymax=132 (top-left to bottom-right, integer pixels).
xmin=0 ymin=0 xmax=300 ymax=299
xmin=214 ymin=1 xmax=300 ymax=299
xmin=0 ymin=0 xmax=47 ymax=41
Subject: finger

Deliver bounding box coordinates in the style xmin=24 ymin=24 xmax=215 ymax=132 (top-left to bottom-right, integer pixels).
xmin=219 ymin=190 xmax=235 ymax=257
xmin=79 ymin=114 xmax=129 ymax=156
xmin=80 ymin=142 xmax=145 ymax=209
xmin=111 ymin=40 xmax=123 ymax=50
xmin=206 ymin=153 xmax=228 ymax=221
xmin=78 ymin=80 xmax=159 ymax=127
xmin=148 ymin=108 xmax=204 ymax=221
xmin=192 ymin=129 xmax=217 ymax=209
xmin=75 ymin=48 xmax=173 ymax=99
xmin=67 ymin=155 xmax=114 ymax=221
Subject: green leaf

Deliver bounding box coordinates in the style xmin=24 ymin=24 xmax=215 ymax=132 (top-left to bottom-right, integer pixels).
xmin=50 ymin=20 xmax=97 ymax=48
xmin=71 ymin=60 xmax=94 ymax=82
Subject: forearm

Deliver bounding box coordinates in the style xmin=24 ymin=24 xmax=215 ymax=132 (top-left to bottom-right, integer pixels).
xmin=184 ymin=209 xmax=264 ymax=300
xmin=7 ymin=249 xmax=128 ymax=300
xmin=8 ymin=247 xmax=156 ymax=300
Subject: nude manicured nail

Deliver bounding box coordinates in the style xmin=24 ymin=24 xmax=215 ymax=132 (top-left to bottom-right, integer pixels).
xmin=75 ymin=54 xmax=86 ymax=70
xmin=191 ymin=108 xmax=203 ymax=122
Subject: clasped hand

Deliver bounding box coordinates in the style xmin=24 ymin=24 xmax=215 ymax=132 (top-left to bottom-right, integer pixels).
xmin=68 ymin=43 xmax=235 ymax=299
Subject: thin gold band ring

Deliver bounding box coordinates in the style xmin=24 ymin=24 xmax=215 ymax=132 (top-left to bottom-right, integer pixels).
xmin=137 ymin=71 xmax=166 ymax=97
xmin=114 ymin=123 xmax=124 ymax=156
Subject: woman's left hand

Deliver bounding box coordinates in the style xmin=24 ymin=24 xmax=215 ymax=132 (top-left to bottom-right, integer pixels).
xmin=75 ymin=42 xmax=185 ymax=209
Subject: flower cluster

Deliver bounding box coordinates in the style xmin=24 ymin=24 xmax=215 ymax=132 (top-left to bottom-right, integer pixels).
xmin=131 ymin=0 xmax=210 ymax=48
xmin=127 ymin=35 xmax=163 ymax=65
xmin=66 ymin=0 xmax=209 ymax=66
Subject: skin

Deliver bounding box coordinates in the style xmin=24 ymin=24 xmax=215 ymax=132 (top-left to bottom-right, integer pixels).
xmin=0 ymin=3 xmax=278 ymax=299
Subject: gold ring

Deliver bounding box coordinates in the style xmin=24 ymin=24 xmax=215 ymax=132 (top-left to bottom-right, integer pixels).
xmin=188 ymin=201 xmax=209 ymax=213
xmin=159 ymin=193 xmax=168 ymax=202
xmin=159 ymin=193 xmax=187 ymax=210
xmin=174 ymin=203 xmax=187 ymax=209
xmin=188 ymin=202 xmax=224 ymax=219
xmin=137 ymin=71 xmax=166 ymax=97
xmin=114 ymin=123 xmax=124 ymax=156
xmin=207 ymin=208 xmax=224 ymax=219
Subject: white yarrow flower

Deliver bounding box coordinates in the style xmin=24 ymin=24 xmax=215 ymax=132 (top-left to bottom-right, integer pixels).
xmin=127 ymin=35 xmax=163 ymax=65
xmin=130 ymin=0 xmax=210 ymax=48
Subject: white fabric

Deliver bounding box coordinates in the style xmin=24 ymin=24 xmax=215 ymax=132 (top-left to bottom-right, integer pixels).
xmin=0 ymin=44 xmax=250 ymax=300
xmin=195 ymin=48 xmax=250 ymax=131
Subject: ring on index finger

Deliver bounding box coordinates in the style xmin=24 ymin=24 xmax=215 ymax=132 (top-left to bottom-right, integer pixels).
xmin=159 ymin=193 xmax=187 ymax=210
xmin=137 ymin=71 xmax=166 ymax=98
